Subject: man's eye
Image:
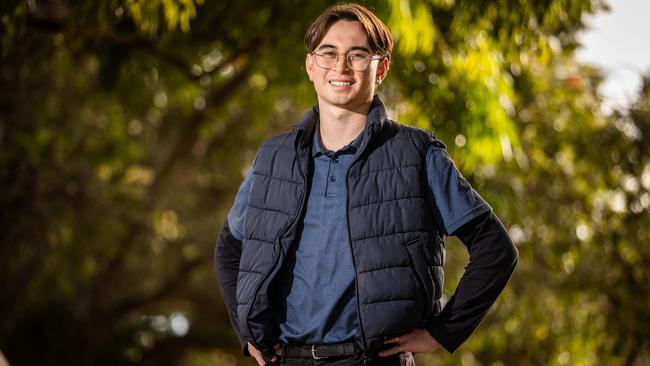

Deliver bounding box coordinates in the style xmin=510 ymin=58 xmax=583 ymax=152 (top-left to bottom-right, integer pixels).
xmin=322 ymin=51 xmax=338 ymax=58
xmin=349 ymin=53 xmax=369 ymax=60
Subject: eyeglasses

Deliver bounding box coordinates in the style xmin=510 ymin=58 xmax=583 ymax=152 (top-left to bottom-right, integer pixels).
xmin=310 ymin=50 xmax=384 ymax=71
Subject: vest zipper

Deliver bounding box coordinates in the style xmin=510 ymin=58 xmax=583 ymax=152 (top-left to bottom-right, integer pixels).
xmin=346 ymin=172 xmax=369 ymax=355
xmin=345 ymin=125 xmax=377 ymax=355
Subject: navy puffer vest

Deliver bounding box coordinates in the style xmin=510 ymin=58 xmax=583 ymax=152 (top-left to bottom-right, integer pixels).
xmin=236 ymin=96 xmax=445 ymax=356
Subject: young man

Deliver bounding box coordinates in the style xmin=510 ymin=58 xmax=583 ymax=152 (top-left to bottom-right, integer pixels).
xmin=215 ymin=4 xmax=518 ymax=366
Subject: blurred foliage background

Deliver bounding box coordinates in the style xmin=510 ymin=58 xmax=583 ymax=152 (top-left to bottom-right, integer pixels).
xmin=1 ymin=0 xmax=649 ymax=365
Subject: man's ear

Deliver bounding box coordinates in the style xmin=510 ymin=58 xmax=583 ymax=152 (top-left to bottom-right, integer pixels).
xmin=306 ymin=53 xmax=314 ymax=81
xmin=376 ymin=57 xmax=390 ymax=85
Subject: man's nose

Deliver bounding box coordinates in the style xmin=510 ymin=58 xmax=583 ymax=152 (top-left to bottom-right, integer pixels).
xmin=334 ymin=53 xmax=352 ymax=71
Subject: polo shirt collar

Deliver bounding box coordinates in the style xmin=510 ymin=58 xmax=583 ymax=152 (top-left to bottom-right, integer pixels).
xmin=312 ymin=122 xmax=364 ymax=158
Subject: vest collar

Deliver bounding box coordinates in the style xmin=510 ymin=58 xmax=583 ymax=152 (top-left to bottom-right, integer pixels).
xmin=293 ymin=94 xmax=388 ymax=153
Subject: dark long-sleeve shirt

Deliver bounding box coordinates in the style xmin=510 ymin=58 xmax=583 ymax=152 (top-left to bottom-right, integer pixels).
xmin=426 ymin=210 xmax=518 ymax=352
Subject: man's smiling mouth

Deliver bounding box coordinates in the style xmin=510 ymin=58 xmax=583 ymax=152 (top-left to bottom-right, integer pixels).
xmin=329 ymin=81 xmax=354 ymax=86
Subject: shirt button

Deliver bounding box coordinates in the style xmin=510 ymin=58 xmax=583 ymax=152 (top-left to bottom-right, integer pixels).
xmin=329 ymin=176 xmax=336 ymax=182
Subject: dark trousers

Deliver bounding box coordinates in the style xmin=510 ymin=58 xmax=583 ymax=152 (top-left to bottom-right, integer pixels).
xmin=276 ymin=352 xmax=415 ymax=366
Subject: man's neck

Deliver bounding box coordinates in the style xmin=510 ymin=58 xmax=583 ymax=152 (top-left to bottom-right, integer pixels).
xmin=318 ymin=101 xmax=371 ymax=152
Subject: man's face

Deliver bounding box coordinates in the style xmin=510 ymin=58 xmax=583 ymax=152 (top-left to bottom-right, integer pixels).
xmin=306 ymin=20 xmax=389 ymax=112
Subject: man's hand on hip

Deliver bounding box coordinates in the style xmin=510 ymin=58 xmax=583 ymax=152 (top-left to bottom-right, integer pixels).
xmin=247 ymin=342 xmax=281 ymax=366
xmin=378 ymin=328 xmax=440 ymax=357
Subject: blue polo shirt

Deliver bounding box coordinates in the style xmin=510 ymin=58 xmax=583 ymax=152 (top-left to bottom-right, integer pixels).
xmin=226 ymin=126 xmax=490 ymax=345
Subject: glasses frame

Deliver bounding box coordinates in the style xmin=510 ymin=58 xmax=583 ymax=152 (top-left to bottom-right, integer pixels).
xmin=310 ymin=50 xmax=385 ymax=72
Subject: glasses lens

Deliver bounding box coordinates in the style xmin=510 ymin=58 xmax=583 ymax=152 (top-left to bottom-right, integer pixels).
xmin=315 ymin=52 xmax=337 ymax=69
xmin=349 ymin=52 xmax=371 ymax=71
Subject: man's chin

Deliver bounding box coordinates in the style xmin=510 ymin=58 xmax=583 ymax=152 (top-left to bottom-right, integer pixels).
xmin=319 ymin=94 xmax=372 ymax=109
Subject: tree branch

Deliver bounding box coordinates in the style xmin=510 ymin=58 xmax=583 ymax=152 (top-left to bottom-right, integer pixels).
xmin=107 ymin=256 xmax=202 ymax=320
xmin=150 ymin=61 xmax=253 ymax=193
xmin=72 ymin=27 xmax=261 ymax=82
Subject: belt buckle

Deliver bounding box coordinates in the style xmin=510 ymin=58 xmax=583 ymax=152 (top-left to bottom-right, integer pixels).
xmin=311 ymin=345 xmax=326 ymax=360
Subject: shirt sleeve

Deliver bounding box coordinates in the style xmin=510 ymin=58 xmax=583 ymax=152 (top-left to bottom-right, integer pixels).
xmin=227 ymin=166 xmax=254 ymax=241
xmin=425 ymin=144 xmax=491 ymax=235
xmin=425 ymin=211 xmax=519 ymax=353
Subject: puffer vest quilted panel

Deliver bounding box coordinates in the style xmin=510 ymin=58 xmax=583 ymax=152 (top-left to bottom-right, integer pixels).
xmin=236 ymin=132 xmax=308 ymax=345
xmin=347 ymin=121 xmax=445 ymax=352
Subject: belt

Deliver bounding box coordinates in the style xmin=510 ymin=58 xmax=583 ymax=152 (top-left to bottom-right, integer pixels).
xmin=283 ymin=342 xmax=360 ymax=359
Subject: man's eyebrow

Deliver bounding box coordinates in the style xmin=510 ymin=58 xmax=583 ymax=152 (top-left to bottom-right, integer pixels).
xmin=349 ymin=46 xmax=371 ymax=52
xmin=316 ymin=44 xmax=371 ymax=53
xmin=316 ymin=44 xmax=337 ymax=51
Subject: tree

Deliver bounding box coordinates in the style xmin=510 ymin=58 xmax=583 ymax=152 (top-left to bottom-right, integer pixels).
xmin=4 ymin=0 xmax=648 ymax=365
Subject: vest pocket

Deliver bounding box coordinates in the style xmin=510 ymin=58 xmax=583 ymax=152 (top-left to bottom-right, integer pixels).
xmin=404 ymin=238 xmax=435 ymax=318
xmin=428 ymin=265 xmax=443 ymax=301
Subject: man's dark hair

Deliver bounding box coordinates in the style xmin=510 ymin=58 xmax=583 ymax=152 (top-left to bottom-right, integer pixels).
xmin=304 ymin=3 xmax=394 ymax=59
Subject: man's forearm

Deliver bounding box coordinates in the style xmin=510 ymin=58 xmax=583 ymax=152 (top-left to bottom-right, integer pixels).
xmin=214 ymin=219 xmax=245 ymax=344
xmin=425 ymin=211 xmax=519 ymax=353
